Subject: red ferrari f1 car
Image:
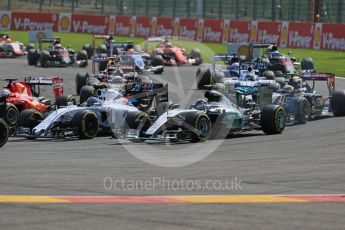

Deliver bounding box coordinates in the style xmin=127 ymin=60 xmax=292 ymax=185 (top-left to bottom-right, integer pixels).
xmin=143 ymin=36 xmax=202 ymax=66
xmin=2 ymin=76 xmax=74 ymax=127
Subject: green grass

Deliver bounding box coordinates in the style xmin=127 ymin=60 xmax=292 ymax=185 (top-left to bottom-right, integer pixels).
xmin=3 ymin=30 xmax=345 ymax=76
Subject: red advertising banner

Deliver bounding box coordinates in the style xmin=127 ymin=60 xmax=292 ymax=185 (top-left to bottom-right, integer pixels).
xmin=229 ymin=20 xmax=251 ymax=43
xmin=321 ymin=23 xmax=345 ymax=50
xmin=257 ymin=21 xmax=281 ymax=44
xmin=115 ymin=16 xmax=132 ymax=36
xmin=11 ymin=12 xmax=58 ymax=31
xmin=135 ymin=16 xmax=151 ymax=37
xmin=155 ymin=17 xmax=174 ymax=37
xmin=71 ymin=14 xmax=108 ymax=34
xmin=203 ymin=19 xmax=223 ymax=43
xmin=179 ymin=18 xmax=198 ymax=40
xmin=287 ymin=22 xmax=314 ymax=49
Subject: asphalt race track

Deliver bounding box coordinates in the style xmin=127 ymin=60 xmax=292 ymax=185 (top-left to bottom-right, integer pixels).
xmin=0 ymin=57 xmax=345 ymax=230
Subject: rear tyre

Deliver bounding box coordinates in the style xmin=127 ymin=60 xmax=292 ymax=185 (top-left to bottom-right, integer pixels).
xmin=71 ymin=110 xmax=99 ymax=139
xmin=261 ymin=105 xmax=286 ymax=134
xmin=5 ymin=104 xmax=19 ymax=126
xmin=275 ymin=77 xmax=286 ymax=88
xmin=196 ymin=68 xmax=212 ymax=89
xmin=263 ymin=70 xmax=275 ymax=80
xmin=97 ymin=44 xmax=108 ymax=54
xmin=152 ymin=55 xmax=164 ymax=67
xmin=0 ymin=118 xmax=9 ymax=148
xmin=82 ymin=44 xmax=93 ymax=59
xmin=295 ymin=97 xmax=310 ymax=124
xmin=27 ymin=49 xmax=39 ymax=66
xmin=80 ymin=86 xmax=96 ymax=104
xmin=55 ymin=95 xmax=76 ymax=108
xmin=76 ymin=50 xmax=88 ymax=67
xmin=331 ymin=90 xmax=345 ymax=116
xmin=40 ymin=50 xmax=50 ymax=68
xmin=75 ymin=72 xmax=90 ymax=95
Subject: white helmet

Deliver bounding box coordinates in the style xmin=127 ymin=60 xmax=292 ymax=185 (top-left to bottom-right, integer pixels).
xmin=97 ymin=88 xmax=121 ymax=101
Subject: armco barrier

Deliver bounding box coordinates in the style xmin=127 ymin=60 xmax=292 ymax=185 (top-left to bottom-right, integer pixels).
xmin=1 ymin=11 xmax=345 ymax=51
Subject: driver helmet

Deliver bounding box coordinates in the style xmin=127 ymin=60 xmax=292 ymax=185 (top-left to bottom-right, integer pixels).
xmin=54 ymin=43 xmax=62 ymax=49
xmin=6 ymin=38 xmax=11 ymax=43
xmin=86 ymin=97 xmax=100 ymax=107
xmin=127 ymin=48 xmax=135 ymax=54
xmin=97 ymin=88 xmax=122 ymax=101
xmin=291 ymin=76 xmax=303 ymax=89
xmin=194 ymin=99 xmax=208 ymax=110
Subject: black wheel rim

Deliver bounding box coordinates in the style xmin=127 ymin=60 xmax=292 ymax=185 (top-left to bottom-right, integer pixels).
xmin=84 ymin=115 xmax=98 ymax=137
xmin=197 ymin=117 xmax=210 ymax=138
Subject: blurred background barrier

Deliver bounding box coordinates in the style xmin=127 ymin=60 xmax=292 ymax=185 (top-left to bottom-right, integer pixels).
xmin=1 ymin=10 xmax=345 ymax=51
xmin=1 ymin=0 xmax=345 ymax=23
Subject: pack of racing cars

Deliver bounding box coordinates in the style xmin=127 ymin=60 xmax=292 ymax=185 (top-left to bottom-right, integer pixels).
xmin=1 ymin=37 xmax=345 ymax=147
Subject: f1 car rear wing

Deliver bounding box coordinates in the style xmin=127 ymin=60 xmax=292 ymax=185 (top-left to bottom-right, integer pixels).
xmin=299 ymin=71 xmax=335 ymax=97
xmin=143 ymin=36 xmax=196 ymax=53
xmin=24 ymin=76 xmax=63 ymax=98
xmin=38 ymin=38 xmax=60 ymax=50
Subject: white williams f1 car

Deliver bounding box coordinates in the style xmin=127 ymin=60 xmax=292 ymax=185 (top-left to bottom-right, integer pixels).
xmin=16 ymin=88 xmax=146 ymax=139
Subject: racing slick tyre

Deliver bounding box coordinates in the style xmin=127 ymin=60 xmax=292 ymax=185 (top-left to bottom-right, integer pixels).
xmin=71 ymin=110 xmax=99 ymax=139
xmin=124 ymin=111 xmax=151 ymax=143
xmin=196 ymin=68 xmax=212 ymax=89
xmin=275 ymin=77 xmax=286 ymax=88
xmin=267 ymin=82 xmax=281 ymax=92
xmin=76 ymin=50 xmax=88 ymax=68
xmin=82 ymin=44 xmax=93 ymax=59
xmin=55 ymin=95 xmax=76 ymax=108
xmin=190 ymin=48 xmax=202 ymax=65
xmin=213 ymin=71 xmax=225 ymax=83
xmin=39 ymin=50 xmax=50 ymax=68
xmin=75 ymin=72 xmax=90 ymax=95
xmin=5 ymin=103 xmax=19 ymax=126
xmin=151 ymin=55 xmax=164 ymax=67
xmin=331 ymin=90 xmax=345 ymax=116
xmin=0 ymin=118 xmax=9 ymax=148
xmin=154 ymin=48 xmax=164 ymax=56
xmin=301 ymin=57 xmax=314 ymax=71
xmin=27 ymin=49 xmax=39 ymax=66
xmin=80 ymin=86 xmax=96 ymax=104
xmin=295 ymin=97 xmax=310 ymax=124
xmin=0 ymin=44 xmax=4 ymax=52
xmin=97 ymin=44 xmax=108 ymax=54
xmin=261 ymin=104 xmax=286 ymax=135
xmin=98 ymin=61 xmax=107 ymax=72
xmin=16 ymin=109 xmax=43 ymax=137
xmin=263 ymin=70 xmax=275 ymax=80
xmin=183 ymin=112 xmax=211 ymax=143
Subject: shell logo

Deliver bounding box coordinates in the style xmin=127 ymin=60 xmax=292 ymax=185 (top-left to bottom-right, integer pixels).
xmin=238 ymin=45 xmax=250 ymax=56
xmin=281 ymin=25 xmax=288 ymax=45
xmin=60 ymin=16 xmax=70 ymax=30
xmin=314 ymin=26 xmax=321 ymax=48
xmin=36 ymin=32 xmax=46 ymax=41
xmin=250 ymin=25 xmax=257 ymax=42
xmin=0 ymin=14 xmax=10 ymax=28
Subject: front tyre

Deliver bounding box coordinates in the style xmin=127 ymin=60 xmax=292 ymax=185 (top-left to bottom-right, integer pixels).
xmin=261 ymin=105 xmax=286 ymax=134
xmin=184 ymin=113 xmax=211 ymax=143
xmin=71 ymin=110 xmax=99 ymax=139
xmin=295 ymin=97 xmax=310 ymax=124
